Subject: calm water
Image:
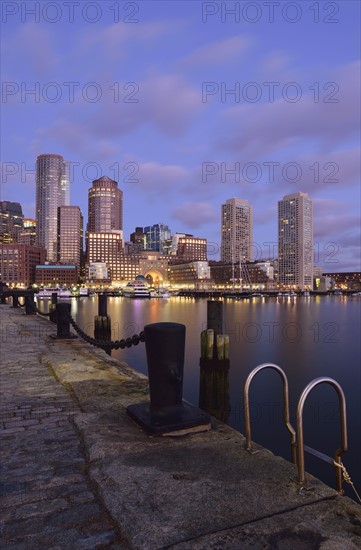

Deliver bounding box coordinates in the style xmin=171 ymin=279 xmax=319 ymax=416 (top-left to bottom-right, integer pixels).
xmin=55 ymin=295 xmax=360 ymax=499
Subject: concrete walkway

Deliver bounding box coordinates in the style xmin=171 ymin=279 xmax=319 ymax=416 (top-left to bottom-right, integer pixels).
xmin=1 ymin=306 xmax=360 ymax=549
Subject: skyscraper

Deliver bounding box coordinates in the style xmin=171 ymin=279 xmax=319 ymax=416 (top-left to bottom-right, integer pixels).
xmin=143 ymin=223 xmax=171 ymax=254
xmin=36 ymin=154 xmax=69 ymax=262
xmin=0 ymin=201 xmax=24 ymax=243
xmin=57 ymin=206 xmax=83 ymax=271
xmin=278 ymin=192 xmax=313 ymax=289
xmin=221 ymin=198 xmax=253 ymax=263
xmin=87 ymin=176 xmax=123 ymax=233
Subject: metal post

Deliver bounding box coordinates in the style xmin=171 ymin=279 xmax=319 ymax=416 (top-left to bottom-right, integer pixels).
xmin=127 ymin=322 xmax=210 ymax=435
xmin=146 ymin=322 xmax=185 ymax=410
xmin=49 ymin=292 xmax=58 ymax=323
xmin=98 ymin=293 xmax=107 ymax=316
xmin=55 ymin=303 xmax=72 ymax=338
xmin=207 ymin=301 xmax=223 ymax=358
xmin=25 ymin=294 xmax=36 ymax=315
xmin=12 ymin=292 xmax=20 ymax=308
xmin=0 ymin=293 xmax=6 ymax=304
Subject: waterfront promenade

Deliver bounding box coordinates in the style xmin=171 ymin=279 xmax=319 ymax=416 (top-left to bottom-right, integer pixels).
xmin=1 ymin=305 xmax=360 ymax=549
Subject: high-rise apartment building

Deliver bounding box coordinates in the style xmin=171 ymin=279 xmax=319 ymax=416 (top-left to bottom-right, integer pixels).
xmin=144 ymin=223 xmax=171 ymax=254
xmin=36 ymin=154 xmax=70 ymax=262
xmin=278 ymin=192 xmax=313 ymax=289
xmin=221 ymin=198 xmax=253 ymax=263
xmin=0 ymin=201 xmax=24 ymax=243
xmin=57 ymin=206 xmax=83 ymax=271
xmin=87 ymin=176 xmax=123 ymax=233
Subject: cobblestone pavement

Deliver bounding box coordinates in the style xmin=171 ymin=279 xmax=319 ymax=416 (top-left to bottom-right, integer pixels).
xmin=0 ymin=307 xmax=128 ymax=549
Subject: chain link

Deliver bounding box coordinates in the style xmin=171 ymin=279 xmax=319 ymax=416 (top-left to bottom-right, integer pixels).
xmin=67 ymin=314 xmax=145 ymax=350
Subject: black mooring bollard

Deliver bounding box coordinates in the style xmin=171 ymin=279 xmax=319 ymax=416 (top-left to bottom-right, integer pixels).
xmin=98 ymin=293 xmax=107 ymax=317
xmin=49 ymin=292 xmax=58 ymax=323
xmin=127 ymin=322 xmax=210 ymax=435
xmin=0 ymin=292 xmax=6 ymax=304
xmin=12 ymin=292 xmax=19 ymax=308
xmin=55 ymin=302 xmax=72 ymax=338
xmin=146 ymin=322 xmax=185 ymax=410
xmin=25 ymin=294 xmax=36 ymax=315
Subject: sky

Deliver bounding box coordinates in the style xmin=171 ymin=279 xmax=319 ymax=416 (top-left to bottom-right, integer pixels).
xmin=1 ymin=0 xmax=360 ymax=271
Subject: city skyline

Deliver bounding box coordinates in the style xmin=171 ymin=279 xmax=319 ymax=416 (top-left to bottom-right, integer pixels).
xmin=2 ymin=1 xmax=360 ymax=271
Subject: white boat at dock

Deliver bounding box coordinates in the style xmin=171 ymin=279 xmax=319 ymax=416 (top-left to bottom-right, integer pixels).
xmin=37 ymin=287 xmax=72 ymax=299
xmin=122 ymin=276 xmax=150 ymax=298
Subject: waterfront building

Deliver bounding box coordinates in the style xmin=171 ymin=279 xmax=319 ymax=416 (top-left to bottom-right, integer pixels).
xmin=209 ymin=260 xmax=273 ymax=289
xmin=18 ymin=218 xmax=36 ymax=246
xmin=324 ymin=272 xmax=361 ymax=291
xmin=143 ymin=224 xmax=171 ymax=255
xmin=88 ymin=262 xmax=109 ymax=282
xmin=0 ymin=201 xmax=24 ymax=243
xmin=169 ymin=233 xmax=207 ymax=262
xmin=221 ymin=198 xmax=253 ymax=263
xmin=87 ymin=176 xmax=123 ymax=233
xmin=57 ymin=206 xmax=83 ymax=271
xmin=35 ymin=264 xmax=77 ymax=286
xmin=36 ymin=154 xmax=70 ymax=262
xmin=87 ymin=231 xmax=123 ymax=283
xmin=168 ymin=261 xmax=211 ymax=287
xmin=139 ymin=252 xmax=169 ymax=285
xmin=278 ymin=192 xmax=313 ymax=290
xmin=0 ymin=244 xmax=46 ymax=286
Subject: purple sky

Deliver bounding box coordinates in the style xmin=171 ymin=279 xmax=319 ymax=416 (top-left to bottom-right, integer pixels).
xmin=1 ymin=0 xmax=360 ymax=271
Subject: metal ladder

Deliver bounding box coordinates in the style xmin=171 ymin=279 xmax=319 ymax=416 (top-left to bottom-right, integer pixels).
xmin=244 ymin=364 xmax=348 ymax=495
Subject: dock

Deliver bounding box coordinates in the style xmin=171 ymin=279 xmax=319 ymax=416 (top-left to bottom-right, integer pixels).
xmin=1 ymin=306 xmax=360 ymax=549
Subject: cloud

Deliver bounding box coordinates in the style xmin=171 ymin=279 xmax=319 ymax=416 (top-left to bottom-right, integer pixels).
xmin=179 ymin=35 xmax=252 ymax=67
xmin=4 ymin=23 xmax=60 ymax=77
xmin=216 ymin=60 xmax=360 ymax=158
xmin=171 ymin=202 xmax=218 ymax=229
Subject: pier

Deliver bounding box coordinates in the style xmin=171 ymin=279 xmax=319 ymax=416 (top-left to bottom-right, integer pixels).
xmin=1 ymin=305 xmax=360 ymax=549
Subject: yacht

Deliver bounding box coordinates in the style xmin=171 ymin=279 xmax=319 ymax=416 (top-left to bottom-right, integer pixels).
xmin=150 ymin=288 xmax=170 ymax=299
xmin=37 ymin=287 xmax=71 ymax=298
xmin=122 ymin=276 xmax=150 ymax=298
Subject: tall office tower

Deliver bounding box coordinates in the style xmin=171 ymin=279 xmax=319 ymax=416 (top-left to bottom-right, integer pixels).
xmin=87 ymin=231 xmax=123 ymax=282
xmin=221 ymin=198 xmax=253 ymax=263
xmin=0 ymin=201 xmax=24 ymax=243
xmin=144 ymin=223 xmax=171 ymax=254
xmin=36 ymin=154 xmax=69 ymax=262
xmin=61 ymin=160 xmax=71 ymax=205
xmin=57 ymin=206 xmax=83 ymax=271
xmin=87 ymin=176 xmax=123 ymax=233
xmin=278 ymin=192 xmax=313 ymax=290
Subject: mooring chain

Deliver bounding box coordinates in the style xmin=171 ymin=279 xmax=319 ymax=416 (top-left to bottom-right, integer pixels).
xmin=334 ymin=460 xmax=361 ymax=503
xmin=32 ymin=302 xmax=52 ymax=317
xmin=67 ymin=313 xmax=145 ymax=350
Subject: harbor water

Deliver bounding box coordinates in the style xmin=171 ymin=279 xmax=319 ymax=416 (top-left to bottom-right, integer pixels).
xmin=47 ymin=294 xmax=361 ymax=500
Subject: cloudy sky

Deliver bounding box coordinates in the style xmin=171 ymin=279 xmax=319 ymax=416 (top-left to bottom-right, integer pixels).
xmin=1 ymin=0 xmax=360 ymax=271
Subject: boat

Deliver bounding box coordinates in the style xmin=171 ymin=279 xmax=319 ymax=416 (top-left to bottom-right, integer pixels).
xmin=150 ymin=288 xmax=170 ymax=299
xmin=37 ymin=287 xmax=71 ymax=298
xmin=57 ymin=288 xmax=72 ymax=298
xmin=122 ymin=275 xmax=150 ymax=298
xmin=303 ymin=290 xmax=310 ymax=296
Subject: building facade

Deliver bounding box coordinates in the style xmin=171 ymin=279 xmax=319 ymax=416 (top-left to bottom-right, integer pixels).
xmin=35 ymin=265 xmax=77 ymax=286
xmin=221 ymin=198 xmax=253 ymax=263
xmin=36 ymin=154 xmax=70 ymax=262
xmin=18 ymin=218 xmax=36 ymax=246
xmin=57 ymin=206 xmax=83 ymax=270
xmin=278 ymin=192 xmax=313 ymax=289
xmin=168 ymin=261 xmax=211 ymax=286
xmin=144 ymin=224 xmax=171 ymax=254
xmin=87 ymin=231 xmax=123 ymax=282
xmin=0 ymin=244 xmax=46 ymax=286
xmin=0 ymin=201 xmax=24 ymax=243
xmin=87 ymin=176 xmax=123 ymax=233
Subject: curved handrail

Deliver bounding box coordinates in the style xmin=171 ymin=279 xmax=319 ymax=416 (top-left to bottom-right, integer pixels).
xmin=296 ymin=377 xmax=347 ymax=494
xmin=244 ymin=363 xmax=297 ymax=464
